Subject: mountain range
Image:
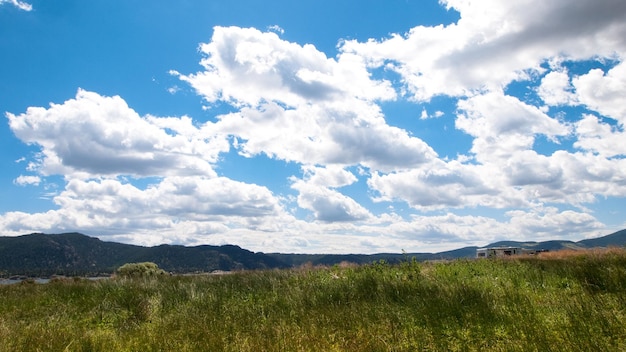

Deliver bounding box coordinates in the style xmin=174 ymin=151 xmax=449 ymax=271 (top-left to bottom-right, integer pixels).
xmin=1 ymin=229 xmax=625 ymax=277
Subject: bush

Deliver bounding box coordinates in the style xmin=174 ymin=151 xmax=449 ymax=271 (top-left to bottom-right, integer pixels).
xmin=115 ymin=262 xmax=167 ymax=278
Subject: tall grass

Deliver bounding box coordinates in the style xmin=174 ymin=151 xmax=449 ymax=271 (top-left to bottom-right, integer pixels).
xmin=1 ymin=249 xmax=625 ymax=351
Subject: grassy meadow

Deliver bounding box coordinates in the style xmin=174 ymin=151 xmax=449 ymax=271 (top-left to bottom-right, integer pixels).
xmin=1 ymin=248 xmax=626 ymax=351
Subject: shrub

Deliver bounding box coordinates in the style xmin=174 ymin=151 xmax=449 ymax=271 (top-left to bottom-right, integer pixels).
xmin=115 ymin=262 xmax=167 ymax=278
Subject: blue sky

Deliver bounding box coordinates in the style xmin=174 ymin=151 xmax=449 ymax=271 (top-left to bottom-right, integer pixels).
xmin=1 ymin=0 xmax=625 ymax=254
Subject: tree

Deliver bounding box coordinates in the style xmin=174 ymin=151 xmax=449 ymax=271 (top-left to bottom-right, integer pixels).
xmin=116 ymin=262 xmax=167 ymax=277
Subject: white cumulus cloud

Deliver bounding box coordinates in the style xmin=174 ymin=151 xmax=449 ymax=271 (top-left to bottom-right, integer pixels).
xmin=341 ymin=0 xmax=626 ymax=101
xmin=0 ymin=0 xmax=31 ymax=11
xmin=13 ymin=175 xmax=40 ymax=186
xmin=7 ymin=89 xmax=229 ymax=179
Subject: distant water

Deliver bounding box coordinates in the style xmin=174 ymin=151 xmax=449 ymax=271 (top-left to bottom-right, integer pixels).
xmin=0 ymin=277 xmax=110 ymax=285
xmin=0 ymin=278 xmax=49 ymax=285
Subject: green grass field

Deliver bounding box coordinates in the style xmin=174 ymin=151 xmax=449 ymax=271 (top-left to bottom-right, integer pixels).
xmin=1 ymin=249 xmax=625 ymax=351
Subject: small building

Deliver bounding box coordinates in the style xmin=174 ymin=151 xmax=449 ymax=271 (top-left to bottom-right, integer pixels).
xmin=476 ymin=246 xmax=523 ymax=258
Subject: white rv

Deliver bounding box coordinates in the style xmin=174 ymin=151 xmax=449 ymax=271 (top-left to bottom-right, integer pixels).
xmin=476 ymin=247 xmax=524 ymax=258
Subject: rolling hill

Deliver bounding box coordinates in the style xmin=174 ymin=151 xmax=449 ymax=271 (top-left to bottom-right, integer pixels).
xmin=0 ymin=232 xmax=286 ymax=277
xmin=1 ymin=229 xmax=625 ymax=277
xmin=269 ymin=230 xmax=626 ymax=265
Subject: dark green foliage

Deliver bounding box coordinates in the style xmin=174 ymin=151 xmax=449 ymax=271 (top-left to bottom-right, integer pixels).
xmin=116 ymin=262 xmax=167 ymax=278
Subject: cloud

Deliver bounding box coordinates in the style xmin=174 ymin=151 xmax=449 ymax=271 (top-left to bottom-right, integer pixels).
xmin=7 ymin=89 xmax=229 ymax=179
xmin=0 ymin=175 xmax=290 ymax=242
xmin=573 ymin=62 xmax=626 ymax=124
xmin=176 ymin=26 xmax=436 ymax=172
xmin=574 ymin=114 xmax=626 ymax=158
xmin=370 ymin=145 xmax=626 ymax=213
xmin=546 ymin=151 xmax=626 ymax=204
xmin=213 ymin=100 xmax=437 ymax=171
xmin=367 ymin=84 xmax=626 ymax=211
xmin=506 ymin=207 xmax=604 ymax=239
xmin=538 ymin=70 xmax=576 ymax=106
xmin=420 ymin=108 xmax=444 ymax=120
xmin=292 ymin=183 xmax=372 ymax=222
xmin=267 ymin=25 xmax=284 ymax=35
xmin=0 ymin=175 xmax=611 ymax=253
xmin=177 ymin=26 xmax=396 ymax=107
xmin=537 ymin=61 xmax=626 ymax=158
xmin=56 ymin=176 xmax=284 ymax=220
xmin=341 ymin=0 xmax=626 ymax=100
xmin=300 ymin=165 xmax=358 ymax=188
xmin=455 ymin=91 xmax=571 ymax=162
xmin=290 ymin=165 xmax=371 ymax=222
xmin=13 ymin=175 xmax=40 ymax=186
xmin=368 ymin=161 xmax=516 ymax=211
xmin=0 ymin=0 xmax=31 ymax=11
xmin=367 ymin=207 xmax=604 ymax=249
xmin=503 ymin=151 xmax=563 ymax=188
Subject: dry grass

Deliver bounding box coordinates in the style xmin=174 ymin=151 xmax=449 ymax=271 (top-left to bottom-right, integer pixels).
xmin=537 ymin=246 xmax=626 ymax=259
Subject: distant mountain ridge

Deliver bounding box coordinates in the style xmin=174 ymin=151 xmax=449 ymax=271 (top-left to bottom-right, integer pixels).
xmin=271 ymin=229 xmax=626 ymax=266
xmin=482 ymin=229 xmax=626 ymax=252
xmin=1 ymin=229 xmax=625 ymax=276
xmin=0 ymin=232 xmax=286 ymax=277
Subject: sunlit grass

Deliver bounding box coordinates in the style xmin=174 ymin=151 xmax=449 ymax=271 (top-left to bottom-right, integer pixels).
xmin=1 ymin=249 xmax=625 ymax=351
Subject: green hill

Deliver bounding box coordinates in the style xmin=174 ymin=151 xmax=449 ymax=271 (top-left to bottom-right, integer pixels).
xmin=1 ymin=229 xmax=625 ymax=276
xmin=0 ymin=232 xmax=287 ymax=277
xmin=578 ymin=229 xmax=626 ymax=248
